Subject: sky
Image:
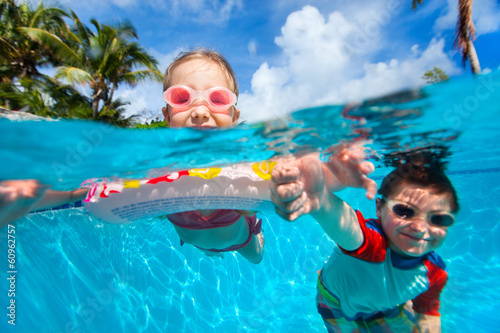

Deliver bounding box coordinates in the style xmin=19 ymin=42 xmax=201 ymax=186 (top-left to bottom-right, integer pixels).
xmin=48 ymin=0 xmax=500 ymax=123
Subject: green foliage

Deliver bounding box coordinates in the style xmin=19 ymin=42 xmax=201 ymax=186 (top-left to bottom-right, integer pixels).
xmin=59 ymin=16 xmax=163 ymax=120
xmin=0 ymin=0 xmax=162 ymax=126
xmin=0 ymin=0 xmax=75 ymax=82
xmin=0 ymin=76 xmax=89 ymax=118
xmin=411 ymin=0 xmax=424 ymax=10
xmin=133 ymin=119 xmax=168 ymax=129
xmin=422 ymin=67 xmax=450 ymax=84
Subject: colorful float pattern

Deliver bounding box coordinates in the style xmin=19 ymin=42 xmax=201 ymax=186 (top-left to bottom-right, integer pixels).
xmin=83 ymin=162 xmax=276 ymax=224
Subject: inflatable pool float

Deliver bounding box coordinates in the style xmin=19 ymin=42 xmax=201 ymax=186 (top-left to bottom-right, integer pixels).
xmin=83 ymin=162 xmax=276 ymax=224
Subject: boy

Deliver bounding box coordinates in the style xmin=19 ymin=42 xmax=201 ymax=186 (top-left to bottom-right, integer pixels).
xmin=271 ymin=144 xmax=458 ymax=332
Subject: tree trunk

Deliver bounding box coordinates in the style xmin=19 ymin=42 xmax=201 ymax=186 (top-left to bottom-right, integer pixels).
xmin=467 ymin=38 xmax=481 ymax=74
xmin=92 ymin=93 xmax=101 ymax=120
xmin=455 ymin=0 xmax=481 ymax=75
xmin=108 ymin=82 xmax=117 ymax=106
xmin=92 ymin=87 xmax=105 ymax=120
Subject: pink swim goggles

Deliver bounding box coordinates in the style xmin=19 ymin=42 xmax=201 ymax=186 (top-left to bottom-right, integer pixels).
xmin=163 ymin=85 xmax=237 ymax=113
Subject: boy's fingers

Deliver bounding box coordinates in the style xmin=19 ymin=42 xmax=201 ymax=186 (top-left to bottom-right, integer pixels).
xmin=363 ymin=177 xmax=378 ymax=200
xmin=271 ymin=191 xmax=307 ymax=214
xmin=271 ymin=164 xmax=300 ymax=184
xmin=274 ymin=205 xmax=306 ymax=222
xmin=269 ymin=182 xmax=304 ymax=202
xmin=359 ymin=161 xmax=375 ymax=175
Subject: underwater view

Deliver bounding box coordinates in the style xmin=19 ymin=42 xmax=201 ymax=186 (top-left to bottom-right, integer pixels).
xmin=1 ymin=70 xmax=500 ymax=332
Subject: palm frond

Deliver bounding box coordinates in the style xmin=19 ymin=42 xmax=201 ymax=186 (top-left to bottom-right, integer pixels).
xmin=19 ymin=27 xmax=81 ymax=64
xmin=121 ymin=69 xmax=164 ymax=84
xmin=411 ymin=0 xmax=424 ymax=10
xmin=55 ymin=66 xmax=93 ymax=85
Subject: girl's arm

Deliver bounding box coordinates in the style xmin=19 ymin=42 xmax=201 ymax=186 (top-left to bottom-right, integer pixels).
xmin=31 ymin=188 xmax=88 ymax=211
xmin=0 ymin=180 xmax=87 ymax=227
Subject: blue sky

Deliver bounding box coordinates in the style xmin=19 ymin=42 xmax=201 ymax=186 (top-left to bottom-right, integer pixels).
xmin=53 ymin=0 xmax=500 ymax=123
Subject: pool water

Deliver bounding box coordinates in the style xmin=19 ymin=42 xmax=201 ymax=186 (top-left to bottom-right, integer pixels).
xmin=1 ymin=70 xmax=499 ymax=332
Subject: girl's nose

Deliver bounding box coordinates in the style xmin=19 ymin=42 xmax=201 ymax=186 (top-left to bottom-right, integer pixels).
xmin=190 ymin=103 xmax=211 ymax=119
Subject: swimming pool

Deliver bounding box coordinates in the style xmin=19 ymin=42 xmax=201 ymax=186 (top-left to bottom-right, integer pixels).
xmin=1 ymin=70 xmax=499 ymax=332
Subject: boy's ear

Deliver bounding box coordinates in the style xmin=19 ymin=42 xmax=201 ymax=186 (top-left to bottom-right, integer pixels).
xmin=162 ymin=106 xmax=170 ymax=124
xmin=232 ymin=108 xmax=240 ymax=125
xmin=376 ymin=198 xmax=383 ymax=218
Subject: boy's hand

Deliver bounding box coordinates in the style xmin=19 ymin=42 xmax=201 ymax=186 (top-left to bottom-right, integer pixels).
xmin=323 ymin=142 xmax=377 ymax=200
xmin=270 ymin=142 xmax=377 ymax=221
xmin=0 ymin=179 xmax=50 ymax=227
xmin=270 ymin=154 xmax=327 ymax=221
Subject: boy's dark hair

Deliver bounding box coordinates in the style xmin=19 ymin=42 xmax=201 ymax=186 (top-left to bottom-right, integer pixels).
xmin=378 ymin=150 xmax=459 ymax=213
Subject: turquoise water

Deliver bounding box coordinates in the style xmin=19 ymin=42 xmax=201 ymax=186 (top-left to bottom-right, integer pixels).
xmin=1 ymin=70 xmax=500 ymax=332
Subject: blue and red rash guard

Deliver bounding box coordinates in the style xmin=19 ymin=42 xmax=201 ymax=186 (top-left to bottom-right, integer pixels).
xmin=320 ymin=210 xmax=448 ymax=320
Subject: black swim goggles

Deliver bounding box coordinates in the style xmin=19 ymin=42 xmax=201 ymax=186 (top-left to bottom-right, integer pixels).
xmin=383 ymin=198 xmax=455 ymax=227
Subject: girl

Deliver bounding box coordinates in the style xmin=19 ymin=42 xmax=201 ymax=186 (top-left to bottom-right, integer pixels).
xmin=1 ymin=49 xmax=264 ymax=264
xmin=160 ymin=49 xmax=264 ymax=264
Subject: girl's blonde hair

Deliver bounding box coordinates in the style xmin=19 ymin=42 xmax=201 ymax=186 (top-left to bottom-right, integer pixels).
xmin=163 ymin=49 xmax=239 ymax=98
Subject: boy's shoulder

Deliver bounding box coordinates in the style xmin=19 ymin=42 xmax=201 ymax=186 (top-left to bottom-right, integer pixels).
xmin=423 ymin=251 xmax=447 ymax=270
xmin=355 ymin=210 xmax=384 ymax=235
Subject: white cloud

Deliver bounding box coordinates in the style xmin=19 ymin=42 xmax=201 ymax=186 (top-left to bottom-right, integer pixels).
xmin=338 ymin=38 xmax=460 ymax=103
xmin=247 ymin=39 xmax=258 ymax=57
xmin=238 ymin=5 xmax=460 ymax=123
xmin=434 ymin=0 xmax=500 ymax=35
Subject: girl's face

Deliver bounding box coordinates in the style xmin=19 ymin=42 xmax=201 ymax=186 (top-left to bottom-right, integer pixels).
xmin=376 ymin=183 xmax=453 ymax=258
xmin=162 ymin=58 xmax=240 ymax=128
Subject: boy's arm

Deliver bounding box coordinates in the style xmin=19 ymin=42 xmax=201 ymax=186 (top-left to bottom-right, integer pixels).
xmin=415 ymin=313 xmax=441 ymax=333
xmin=310 ymin=188 xmax=363 ymax=251
xmin=270 ymin=145 xmax=375 ymax=250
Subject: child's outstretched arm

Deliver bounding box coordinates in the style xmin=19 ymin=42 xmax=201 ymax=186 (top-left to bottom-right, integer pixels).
xmin=270 ymin=143 xmax=376 ymax=250
xmin=0 ymin=180 xmax=87 ymax=227
xmin=416 ymin=313 xmax=441 ymax=333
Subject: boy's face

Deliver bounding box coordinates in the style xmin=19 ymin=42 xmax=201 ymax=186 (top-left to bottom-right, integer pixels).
xmin=162 ymin=58 xmax=240 ymax=128
xmin=376 ymin=182 xmax=453 ymax=258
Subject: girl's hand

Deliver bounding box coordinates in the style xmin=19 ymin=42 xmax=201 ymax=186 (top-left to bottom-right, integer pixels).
xmin=0 ymin=179 xmax=50 ymax=227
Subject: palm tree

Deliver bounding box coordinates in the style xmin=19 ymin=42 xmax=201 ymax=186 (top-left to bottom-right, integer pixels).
xmin=411 ymin=0 xmax=423 ymax=10
xmin=0 ymin=75 xmax=90 ymax=118
xmin=0 ymin=0 xmax=78 ymax=83
xmin=56 ymin=15 xmax=163 ymax=120
xmin=453 ymin=0 xmax=481 ymax=74
xmin=411 ymin=0 xmax=481 ymax=74
xmin=70 ymin=97 xmax=138 ymax=127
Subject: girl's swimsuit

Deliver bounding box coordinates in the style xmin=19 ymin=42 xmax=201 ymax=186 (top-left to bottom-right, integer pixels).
xmin=167 ymin=209 xmax=262 ymax=252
